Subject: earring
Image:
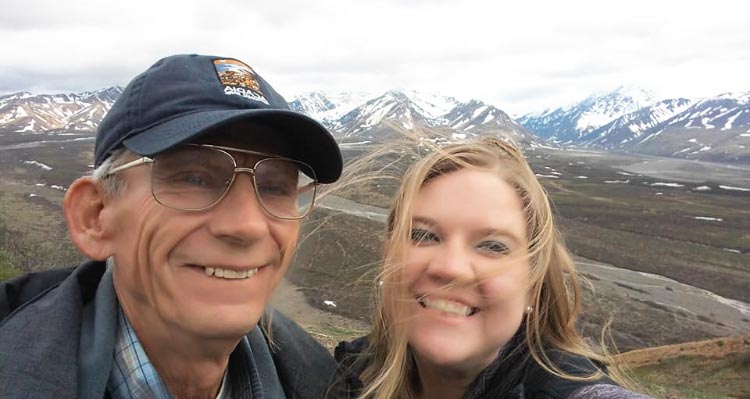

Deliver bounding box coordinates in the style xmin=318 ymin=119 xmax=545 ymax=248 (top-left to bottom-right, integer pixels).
xmin=525 ymin=305 xmax=533 ymax=314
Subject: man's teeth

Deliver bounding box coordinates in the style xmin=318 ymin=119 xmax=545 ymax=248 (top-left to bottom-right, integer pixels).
xmin=420 ymin=297 xmax=474 ymax=317
xmin=204 ymin=267 xmax=258 ymax=279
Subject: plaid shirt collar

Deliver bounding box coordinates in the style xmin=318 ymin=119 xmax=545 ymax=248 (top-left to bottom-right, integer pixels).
xmin=107 ymin=307 xmax=232 ymax=399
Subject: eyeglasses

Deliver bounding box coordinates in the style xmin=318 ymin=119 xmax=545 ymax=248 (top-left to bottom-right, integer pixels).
xmin=105 ymin=144 xmax=318 ymax=220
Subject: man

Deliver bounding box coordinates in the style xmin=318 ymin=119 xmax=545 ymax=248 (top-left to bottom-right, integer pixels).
xmin=0 ymin=54 xmax=343 ymax=398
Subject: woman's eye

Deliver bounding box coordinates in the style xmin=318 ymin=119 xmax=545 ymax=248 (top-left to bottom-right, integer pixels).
xmin=477 ymin=240 xmax=510 ymax=254
xmin=411 ymin=228 xmax=438 ymax=244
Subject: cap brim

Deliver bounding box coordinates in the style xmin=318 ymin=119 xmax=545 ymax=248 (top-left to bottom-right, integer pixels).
xmin=123 ymin=109 xmax=342 ymax=183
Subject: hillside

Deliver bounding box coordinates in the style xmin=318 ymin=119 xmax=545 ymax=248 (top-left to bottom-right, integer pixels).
xmin=621 ymin=336 xmax=750 ymax=398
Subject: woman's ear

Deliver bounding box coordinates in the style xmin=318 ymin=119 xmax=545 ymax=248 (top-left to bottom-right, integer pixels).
xmin=63 ymin=177 xmax=114 ymax=260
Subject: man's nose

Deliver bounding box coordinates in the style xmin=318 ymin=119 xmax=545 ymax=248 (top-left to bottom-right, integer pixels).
xmin=207 ymin=173 xmax=271 ymax=245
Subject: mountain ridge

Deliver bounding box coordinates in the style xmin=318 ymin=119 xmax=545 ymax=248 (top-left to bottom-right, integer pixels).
xmin=518 ymin=87 xmax=750 ymax=163
xmin=0 ymin=87 xmax=122 ymax=133
xmin=3 ymin=86 xmax=749 ymax=163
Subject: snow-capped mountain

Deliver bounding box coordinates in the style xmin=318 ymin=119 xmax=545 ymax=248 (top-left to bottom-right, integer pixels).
xmin=518 ymin=86 xmax=657 ymax=143
xmin=649 ymin=92 xmax=750 ymax=133
xmin=0 ymin=87 xmax=122 ymax=133
xmin=1 ymin=87 xmax=534 ymax=147
xmin=517 ymin=86 xmax=750 ymax=162
xmin=579 ymin=98 xmax=694 ymax=148
xmin=4 ymin=86 xmax=748 ymax=162
xmin=440 ymin=100 xmax=542 ymax=147
xmin=331 ymin=90 xmax=460 ymax=135
xmin=623 ymin=92 xmax=750 ymax=162
xmin=444 ymin=99 xmax=514 ymax=130
xmin=288 ymin=91 xmax=371 ymax=124
xmin=312 ymin=90 xmax=543 ymax=148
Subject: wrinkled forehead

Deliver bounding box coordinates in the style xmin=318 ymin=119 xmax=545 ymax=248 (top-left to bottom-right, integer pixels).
xmin=192 ymin=121 xmax=291 ymax=157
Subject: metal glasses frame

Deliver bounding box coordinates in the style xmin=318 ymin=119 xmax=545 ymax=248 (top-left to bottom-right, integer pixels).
xmin=104 ymin=144 xmax=318 ymax=220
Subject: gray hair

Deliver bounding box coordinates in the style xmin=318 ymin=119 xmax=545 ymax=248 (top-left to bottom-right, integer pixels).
xmin=91 ymin=148 xmax=133 ymax=197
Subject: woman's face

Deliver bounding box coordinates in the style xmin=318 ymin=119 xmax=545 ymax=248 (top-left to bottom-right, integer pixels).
xmin=401 ymin=167 xmax=531 ymax=378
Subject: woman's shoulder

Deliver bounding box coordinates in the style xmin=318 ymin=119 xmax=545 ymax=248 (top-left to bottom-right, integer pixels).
xmin=565 ymin=384 xmax=653 ymax=399
xmin=537 ymin=350 xmax=610 ymax=377
xmin=521 ymin=350 xmax=652 ymax=399
xmin=332 ymin=336 xmax=372 ymax=398
xmin=334 ymin=335 xmax=370 ymax=363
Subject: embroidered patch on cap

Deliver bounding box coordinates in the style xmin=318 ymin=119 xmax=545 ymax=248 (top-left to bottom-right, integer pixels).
xmin=213 ymin=59 xmax=269 ymax=105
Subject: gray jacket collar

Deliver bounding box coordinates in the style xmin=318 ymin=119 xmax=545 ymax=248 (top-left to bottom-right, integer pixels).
xmin=0 ymin=260 xmax=340 ymax=398
xmin=0 ymin=261 xmax=104 ymax=398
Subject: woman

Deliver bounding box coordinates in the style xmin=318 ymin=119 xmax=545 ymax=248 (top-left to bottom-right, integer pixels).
xmin=334 ymin=137 xmax=650 ymax=399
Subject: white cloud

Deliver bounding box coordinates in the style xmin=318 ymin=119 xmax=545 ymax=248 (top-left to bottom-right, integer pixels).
xmin=1 ymin=0 xmax=749 ymax=115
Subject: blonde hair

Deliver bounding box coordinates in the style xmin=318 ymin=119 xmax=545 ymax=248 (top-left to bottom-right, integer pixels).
xmin=355 ymin=136 xmax=626 ymax=399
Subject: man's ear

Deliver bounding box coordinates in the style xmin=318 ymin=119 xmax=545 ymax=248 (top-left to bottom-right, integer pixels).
xmin=63 ymin=177 xmax=114 ymax=260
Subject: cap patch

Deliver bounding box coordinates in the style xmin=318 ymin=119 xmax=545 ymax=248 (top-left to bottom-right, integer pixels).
xmin=213 ymin=59 xmax=269 ymax=105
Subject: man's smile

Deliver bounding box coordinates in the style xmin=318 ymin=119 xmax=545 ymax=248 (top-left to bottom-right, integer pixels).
xmin=202 ymin=265 xmax=263 ymax=279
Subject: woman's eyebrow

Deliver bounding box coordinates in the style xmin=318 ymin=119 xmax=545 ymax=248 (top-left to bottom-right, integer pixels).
xmin=411 ymin=216 xmax=436 ymax=226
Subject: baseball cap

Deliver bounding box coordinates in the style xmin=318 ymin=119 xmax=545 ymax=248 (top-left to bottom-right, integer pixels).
xmin=94 ymin=54 xmax=342 ymax=183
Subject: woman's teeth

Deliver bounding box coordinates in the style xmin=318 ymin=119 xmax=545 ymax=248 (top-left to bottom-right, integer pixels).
xmin=419 ymin=297 xmax=476 ymax=317
xmin=204 ymin=267 xmax=258 ymax=279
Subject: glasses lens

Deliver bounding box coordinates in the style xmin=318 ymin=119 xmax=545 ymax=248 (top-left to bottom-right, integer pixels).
xmin=254 ymin=158 xmax=316 ymax=219
xmin=151 ymin=146 xmax=234 ymax=210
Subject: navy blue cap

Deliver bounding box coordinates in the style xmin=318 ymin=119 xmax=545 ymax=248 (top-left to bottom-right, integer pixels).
xmin=95 ymin=54 xmax=342 ymax=183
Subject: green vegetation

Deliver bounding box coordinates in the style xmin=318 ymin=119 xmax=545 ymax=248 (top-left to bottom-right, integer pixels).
xmin=631 ymin=353 xmax=750 ymax=398
xmin=307 ymin=322 xmax=366 ymax=341
xmin=305 ymin=322 xmax=367 ymax=352
xmin=0 ymin=210 xmax=82 ymax=278
xmin=0 ymin=183 xmax=83 ymax=278
xmin=0 ymin=249 xmax=21 ymax=281
xmin=0 ymin=134 xmax=90 ymax=278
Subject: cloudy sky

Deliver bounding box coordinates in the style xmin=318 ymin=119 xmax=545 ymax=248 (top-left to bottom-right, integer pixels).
xmin=2 ymin=0 xmax=749 ymax=115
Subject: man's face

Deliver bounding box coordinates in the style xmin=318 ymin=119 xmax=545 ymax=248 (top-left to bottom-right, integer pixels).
xmin=103 ymin=133 xmax=300 ymax=340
